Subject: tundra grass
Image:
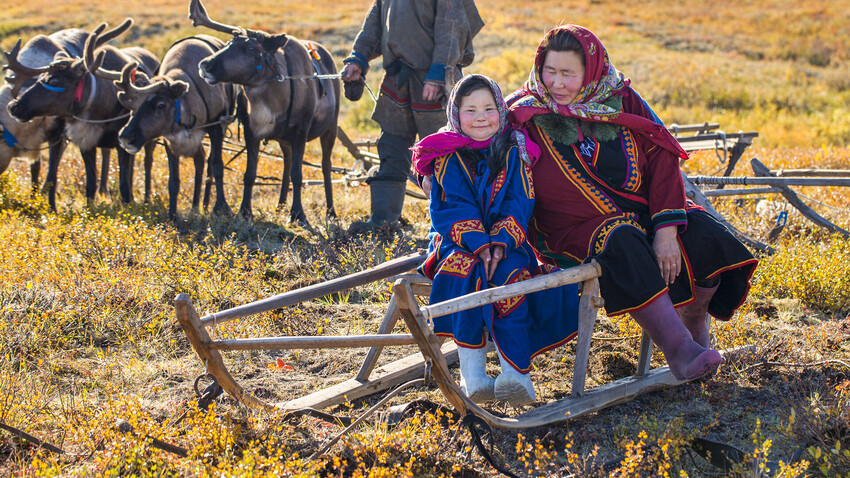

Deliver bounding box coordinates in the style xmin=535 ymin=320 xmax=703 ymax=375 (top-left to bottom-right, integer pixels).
xmin=1 ymin=0 xmax=850 ymax=476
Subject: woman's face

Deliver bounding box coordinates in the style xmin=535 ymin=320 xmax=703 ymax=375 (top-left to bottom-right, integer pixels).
xmin=457 ymin=88 xmax=500 ymax=141
xmin=541 ymin=50 xmax=586 ymax=105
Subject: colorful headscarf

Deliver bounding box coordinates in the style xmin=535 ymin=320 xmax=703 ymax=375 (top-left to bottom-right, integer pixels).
xmin=412 ymin=74 xmax=540 ymax=176
xmin=508 ymin=25 xmax=687 ymax=159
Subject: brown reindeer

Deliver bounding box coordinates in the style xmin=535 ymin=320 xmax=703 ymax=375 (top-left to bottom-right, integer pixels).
xmin=88 ymin=33 xmax=237 ymax=219
xmin=6 ymin=22 xmax=159 ymax=205
xmin=1 ymin=21 xmax=135 ymax=206
xmin=190 ymin=0 xmax=340 ymax=224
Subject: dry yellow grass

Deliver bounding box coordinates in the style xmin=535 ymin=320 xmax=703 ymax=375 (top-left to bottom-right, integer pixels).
xmin=1 ymin=1 xmax=849 ymax=476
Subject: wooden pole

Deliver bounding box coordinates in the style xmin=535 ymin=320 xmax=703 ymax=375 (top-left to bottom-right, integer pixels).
xmin=423 ymin=262 xmax=601 ymax=321
xmin=200 ymin=252 xmax=426 ymax=327
xmin=775 ymin=169 xmax=850 ymax=177
xmin=393 ymin=279 xmax=468 ymax=415
xmin=571 ymin=276 xmax=601 ymax=397
xmin=751 ymin=158 xmax=850 ymax=238
xmin=175 ymin=294 xmax=273 ymax=411
xmin=688 ymin=175 xmax=850 ymax=187
xmin=702 ymin=187 xmax=783 ymax=197
xmin=207 ymin=334 xmax=418 ymax=351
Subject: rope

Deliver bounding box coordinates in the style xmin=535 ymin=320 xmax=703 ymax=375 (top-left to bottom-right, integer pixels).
xmin=462 ymin=412 xmax=522 ymax=478
xmin=71 ymin=112 xmax=131 ymax=124
xmin=308 ymin=378 xmax=426 ymax=461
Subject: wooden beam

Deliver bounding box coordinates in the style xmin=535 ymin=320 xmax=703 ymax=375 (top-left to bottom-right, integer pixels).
xmin=775 ymin=169 xmax=850 ymax=177
xmin=689 ymin=176 xmax=850 ymax=187
xmin=423 ymin=263 xmax=601 ymax=321
xmin=751 ymin=158 xmax=850 ymax=238
xmin=571 ymin=276 xmax=601 ymax=397
xmin=281 ymin=341 xmax=459 ymax=411
xmin=200 ymin=252 xmax=426 ymax=327
xmin=356 ymin=295 xmax=402 ymax=381
xmin=175 ymin=294 xmax=274 ymax=411
xmin=207 ymin=334 xmax=418 ymax=351
xmin=703 ymin=187 xmax=783 ymax=197
xmin=394 ymin=279 xmax=469 ymax=415
xmin=450 ymin=345 xmax=753 ymax=429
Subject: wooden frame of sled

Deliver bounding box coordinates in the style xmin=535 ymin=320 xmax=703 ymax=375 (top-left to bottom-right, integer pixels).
xmin=175 ymin=251 xmax=747 ymax=428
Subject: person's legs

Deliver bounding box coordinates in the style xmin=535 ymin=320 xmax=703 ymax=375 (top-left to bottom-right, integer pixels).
xmin=630 ymin=293 xmax=721 ymax=381
xmin=457 ymin=344 xmax=496 ymax=403
xmin=676 ymin=278 xmax=720 ymax=348
xmin=494 ymin=351 xmax=536 ymax=406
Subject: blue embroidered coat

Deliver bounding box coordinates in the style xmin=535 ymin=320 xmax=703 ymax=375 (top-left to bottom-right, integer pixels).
xmin=419 ymin=144 xmax=579 ymax=373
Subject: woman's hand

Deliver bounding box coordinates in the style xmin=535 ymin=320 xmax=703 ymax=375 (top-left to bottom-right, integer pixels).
xmin=652 ymin=226 xmax=681 ymax=285
xmin=421 ymin=175 xmax=432 ymax=197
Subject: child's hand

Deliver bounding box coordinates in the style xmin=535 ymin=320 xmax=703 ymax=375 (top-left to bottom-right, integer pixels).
xmin=489 ymin=246 xmax=504 ymax=281
xmin=478 ymin=248 xmax=492 ymax=280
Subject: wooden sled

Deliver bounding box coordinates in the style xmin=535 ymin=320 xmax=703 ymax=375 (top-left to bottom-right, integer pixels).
xmin=175 ymin=252 xmax=746 ymax=428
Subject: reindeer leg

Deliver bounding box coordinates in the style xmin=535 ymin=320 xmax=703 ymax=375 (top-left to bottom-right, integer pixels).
xmin=207 ymin=125 xmax=230 ymax=216
xmin=289 ymin=138 xmax=309 ymax=226
xmin=201 ymin=143 xmax=212 ymax=211
xmin=81 ymin=147 xmax=98 ymax=202
xmin=278 ymin=141 xmax=292 ymax=209
xmin=43 ymin=120 xmax=66 ymax=210
xmin=191 ymin=147 xmax=205 ymax=214
xmin=165 ymin=143 xmax=180 ymax=220
xmin=30 ymin=155 xmax=42 ymax=196
xmin=143 ymin=142 xmax=155 ymax=204
xmin=99 ymin=147 xmax=110 ymax=198
xmin=319 ymin=127 xmax=336 ymax=218
xmin=117 ymin=147 xmax=135 ymax=204
xmin=239 ymin=126 xmax=260 ymax=221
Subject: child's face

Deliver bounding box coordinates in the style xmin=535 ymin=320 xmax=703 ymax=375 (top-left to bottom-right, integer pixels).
xmin=458 ymin=88 xmax=500 ymax=142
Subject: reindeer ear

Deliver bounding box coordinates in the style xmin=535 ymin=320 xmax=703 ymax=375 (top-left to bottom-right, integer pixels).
xmin=265 ymin=33 xmax=289 ymax=51
xmin=167 ymin=80 xmax=189 ymax=98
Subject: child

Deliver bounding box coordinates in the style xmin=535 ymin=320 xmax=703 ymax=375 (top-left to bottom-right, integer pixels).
xmin=412 ymin=74 xmax=579 ymax=406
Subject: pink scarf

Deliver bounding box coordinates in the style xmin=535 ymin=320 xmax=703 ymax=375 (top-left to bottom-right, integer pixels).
xmin=412 ymin=74 xmax=540 ymax=176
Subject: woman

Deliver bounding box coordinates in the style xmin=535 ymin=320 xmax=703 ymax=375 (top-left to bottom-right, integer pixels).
xmin=507 ymin=25 xmax=758 ymax=381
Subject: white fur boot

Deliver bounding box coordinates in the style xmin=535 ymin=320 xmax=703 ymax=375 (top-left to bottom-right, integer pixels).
xmin=494 ymin=352 xmax=536 ymax=406
xmin=457 ymin=345 xmax=496 ymax=403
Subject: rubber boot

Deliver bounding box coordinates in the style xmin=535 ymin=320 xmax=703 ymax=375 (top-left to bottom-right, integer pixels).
xmin=494 ymin=352 xmax=536 ymax=406
xmin=457 ymin=345 xmax=496 ymax=403
xmin=677 ymin=282 xmax=720 ymax=348
xmin=630 ymin=293 xmax=722 ymax=381
xmin=348 ymin=180 xmax=407 ymax=234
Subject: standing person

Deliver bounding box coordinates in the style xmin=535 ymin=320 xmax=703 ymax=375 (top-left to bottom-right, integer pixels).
xmin=412 ymin=74 xmax=579 ymax=406
xmin=507 ymin=25 xmax=758 ymax=381
xmin=341 ymin=0 xmax=484 ymax=233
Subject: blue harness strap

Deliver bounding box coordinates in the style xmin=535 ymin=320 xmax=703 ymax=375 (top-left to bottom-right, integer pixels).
xmin=1 ymin=124 xmax=18 ymax=148
xmin=175 ymin=98 xmax=182 ymax=124
xmin=41 ymin=82 xmax=66 ymax=93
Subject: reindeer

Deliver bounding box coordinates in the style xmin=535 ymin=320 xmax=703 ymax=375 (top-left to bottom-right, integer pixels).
xmin=7 ymin=22 xmax=160 ymax=205
xmin=190 ymin=0 xmax=340 ymax=224
xmin=1 ymin=22 xmax=134 ymax=205
xmin=88 ymin=33 xmax=236 ymax=219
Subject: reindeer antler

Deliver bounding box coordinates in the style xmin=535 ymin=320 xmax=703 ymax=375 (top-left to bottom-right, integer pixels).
xmin=83 ymin=31 xmax=122 ymax=81
xmin=189 ymin=0 xmax=244 ymax=35
xmin=3 ymin=39 xmax=51 ymax=77
xmin=119 ymin=61 xmax=164 ymax=94
xmin=95 ymin=18 xmax=134 ymax=48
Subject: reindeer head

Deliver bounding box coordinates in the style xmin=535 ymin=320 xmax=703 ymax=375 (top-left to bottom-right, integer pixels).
xmin=6 ymin=52 xmax=86 ymax=122
xmin=118 ymin=65 xmax=190 ymax=153
xmin=190 ymin=0 xmax=289 ymax=86
xmin=3 ymin=19 xmax=133 ymax=97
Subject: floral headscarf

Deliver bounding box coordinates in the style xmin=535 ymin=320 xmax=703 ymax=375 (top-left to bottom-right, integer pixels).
xmin=508 ymin=25 xmax=687 ymax=159
xmin=412 ymin=74 xmax=540 ymax=176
